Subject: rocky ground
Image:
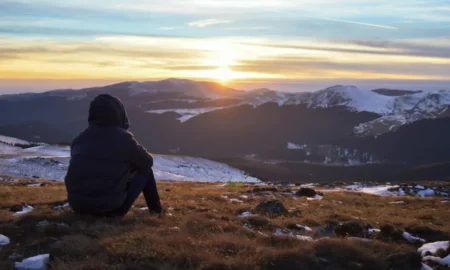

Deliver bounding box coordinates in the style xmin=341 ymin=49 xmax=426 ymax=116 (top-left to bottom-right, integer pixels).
xmin=0 ymin=178 xmax=449 ymax=270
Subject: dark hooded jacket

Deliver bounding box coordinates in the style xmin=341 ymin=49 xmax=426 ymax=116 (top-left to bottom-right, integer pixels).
xmin=65 ymin=94 xmax=153 ymax=213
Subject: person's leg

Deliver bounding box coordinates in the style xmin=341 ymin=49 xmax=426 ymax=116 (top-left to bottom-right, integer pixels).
xmin=109 ymin=169 xmax=161 ymax=217
xmin=142 ymin=170 xmax=162 ymax=214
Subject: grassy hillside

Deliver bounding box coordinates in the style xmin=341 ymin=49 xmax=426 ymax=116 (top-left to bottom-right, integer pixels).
xmin=0 ymin=178 xmax=449 ymax=269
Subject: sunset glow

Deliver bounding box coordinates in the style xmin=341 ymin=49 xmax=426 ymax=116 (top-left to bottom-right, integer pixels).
xmin=0 ymin=0 xmax=449 ymax=92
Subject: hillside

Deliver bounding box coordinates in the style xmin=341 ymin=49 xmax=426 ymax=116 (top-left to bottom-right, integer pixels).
xmin=0 ymin=178 xmax=449 ymax=270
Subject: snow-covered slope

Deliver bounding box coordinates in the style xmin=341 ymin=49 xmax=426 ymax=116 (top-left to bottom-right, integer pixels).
xmin=306 ymin=85 xmax=395 ymax=115
xmin=0 ymin=135 xmax=31 ymax=146
xmin=0 ymin=136 xmax=259 ymax=183
xmin=353 ymin=89 xmax=450 ymax=136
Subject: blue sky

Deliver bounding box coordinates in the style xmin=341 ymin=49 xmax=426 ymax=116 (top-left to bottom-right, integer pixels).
xmin=0 ymin=0 xmax=449 ymax=93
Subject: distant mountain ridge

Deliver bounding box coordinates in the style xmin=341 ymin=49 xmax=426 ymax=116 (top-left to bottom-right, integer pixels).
xmin=1 ymin=78 xmax=450 ymax=166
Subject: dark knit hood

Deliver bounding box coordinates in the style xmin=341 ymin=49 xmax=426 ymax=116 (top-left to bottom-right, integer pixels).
xmin=88 ymin=94 xmax=130 ymax=129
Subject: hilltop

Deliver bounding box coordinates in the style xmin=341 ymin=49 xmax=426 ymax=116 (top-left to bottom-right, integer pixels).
xmin=0 ymin=177 xmax=449 ymax=270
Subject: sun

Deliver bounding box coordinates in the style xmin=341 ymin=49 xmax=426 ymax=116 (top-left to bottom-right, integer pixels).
xmin=215 ymin=66 xmax=234 ymax=84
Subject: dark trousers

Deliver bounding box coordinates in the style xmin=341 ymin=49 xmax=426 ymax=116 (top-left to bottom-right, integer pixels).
xmin=106 ymin=169 xmax=161 ymax=217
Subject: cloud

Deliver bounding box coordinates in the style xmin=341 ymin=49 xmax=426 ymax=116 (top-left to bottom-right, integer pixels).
xmin=313 ymin=17 xmax=398 ymax=30
xmin=223 ymin=26 xmax=272 ymax=31
xmin=1 ymin=35 xmax=449 ymax=82
xmin=188 ymin=19 xmax=231 ymax=27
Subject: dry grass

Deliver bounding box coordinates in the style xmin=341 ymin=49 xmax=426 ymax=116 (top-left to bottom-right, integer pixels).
xmin=0 ymin=178 xmax=449 ymax=269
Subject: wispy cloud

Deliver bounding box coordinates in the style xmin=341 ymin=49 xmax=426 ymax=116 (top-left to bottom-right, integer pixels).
xmin=188 ymin=19 xmax=231 ymax=27
xmin=223 ymin=26 xmax=272 ymax=31
xmin=315 ymin=17 xmax=398 ymax=30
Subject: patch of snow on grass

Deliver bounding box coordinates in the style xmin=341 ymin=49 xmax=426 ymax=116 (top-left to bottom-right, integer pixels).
xmin=274 ymin=229 xmax=313 ymax=241
xmin=296 ymin=235 xmax=314 ymax=241
xmin=13 ymin=205 xmax=34 ymax=216
xmin=239 ymin=212 xmax=257 ymax=218
xmin=307 ymin=194 xmax=323 ymax=200
xmin=15 ymin=254 xmax=49 ymax=270
xmin=421 ymin=263 xmax=433 ymax=270
xmin=418 ymin=188 xmax=435 ymax=197
xmin=300 ymin=183 xmax=316 ymax=187
xmin=52 ymin=203 xmax=69 ymax=211
xmin=229 ymin=198 xmax=243 ymax=203
xmin=0 ymin=234 xmax=10 ymax=246
xmin=153 ymin=155 xmax=260 ymax=183
xmin=368 ymin=228 xmax=381 ymax=234
xmin=343 ymin=184 xmax=401 ymax=196
xmin=27 ymin=183 xmax=42 ymax=187
xmin=389 ymin=201 xmax=405 ymax=204
xmin=296 ymin=224 xmax=312 ymax=232
xmin=402 ymin=232 xmax=425 ymax=243
xmin=418 ymin=241 xmax=449 ymax=256
xmin=146 ymin=107 xmax=228 ymax=122
xmin=287 ymin=143 xmax=307 ymax=150
xmin=423 ymin=255 xmax=450 ymax=267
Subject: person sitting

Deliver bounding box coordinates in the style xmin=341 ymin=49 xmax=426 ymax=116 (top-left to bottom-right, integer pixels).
xmin=65 ymin=94 xmax=162 ymax=216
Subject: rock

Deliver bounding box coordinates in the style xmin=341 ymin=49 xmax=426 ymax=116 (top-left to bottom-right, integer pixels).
xmin=254 ymin=200 xmax=288 ymax=217
xmin=295 ymin=188 xmax=317 ymax=198
xmin=314 ymin=223 xmax=336 ymax=238
xmin=380 ymin=224 xmax=405 ymax=242
xmin=386 ymin=252 xmax=422 ymax=270
xmin=405 ymin=225 xmax=450 ymax=242
xmin=334 ymin=221 xmax=368 ymax=238
xmin=9 ymin=205 xmax=22 ymax=212
xmin=244 ymin=216 xmax=270 ymax=228
xmin=288 ymin=210 xmax=302 ymax=217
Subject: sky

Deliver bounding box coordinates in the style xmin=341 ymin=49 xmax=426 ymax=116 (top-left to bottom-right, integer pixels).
xmin=0 ymin=0 xmax=449 ymax=93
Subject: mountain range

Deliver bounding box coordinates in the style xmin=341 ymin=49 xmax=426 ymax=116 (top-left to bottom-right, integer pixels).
xmin=1 ymin=78 xmax=450 ymax=170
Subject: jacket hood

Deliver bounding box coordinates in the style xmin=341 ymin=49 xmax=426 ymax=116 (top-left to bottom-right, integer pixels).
xmin=88 ymin=94 xmax=130 ymax=129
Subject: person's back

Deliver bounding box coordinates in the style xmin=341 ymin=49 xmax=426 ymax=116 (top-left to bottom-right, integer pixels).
xmin=65 ymin=94 xmax=162 ymax=216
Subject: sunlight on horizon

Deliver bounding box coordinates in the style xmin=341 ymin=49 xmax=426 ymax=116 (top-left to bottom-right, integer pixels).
xmin=0 ymin=0 xmax=449 ymax=92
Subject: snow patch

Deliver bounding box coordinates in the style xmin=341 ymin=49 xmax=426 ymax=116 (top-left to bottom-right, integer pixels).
xmin=307 ymin=194 xmax=323 ymax=200
xmin=421 ymin=263 xmax=433 ymax=270
xmin=0 ymin=141 xmax=260 ymax=183
xmin=239 ymin=211 xmax=257 ymax=218
xmin=0 ymin=135 xmax=30 ymax=146
xmin=423 ymin=255 xmax=450 ymax=267
xmin=418 ymin=188 xmax=435 ymax=197
xmin=13 ymin=205 xmax=34 ymax=216
xmin=418 ymin=241 xmax=449 ymax=256
xmin=402 ymin=232 xmax=425 ymax=243
xmin=296 ymin=224 xmax=312 ymax=232
xmin=147 ymin=107 xmax=229 ymax=122
xmin=389 ymin=201 xmax=405 ymax=204
xmin=15 ymin=254 xmax=49 ymax=270
xmin=0 ymin=234 xmax=10 ymax=246
xmin=274 ymin=229 xmax=313 ymax=241
xmin=229 ymin=198 xmax=243 ymax=203
xmin=342 ymin=184 xmax=403 ymax=196
xmin=287 ymin=143 xmax=307 ymax=150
